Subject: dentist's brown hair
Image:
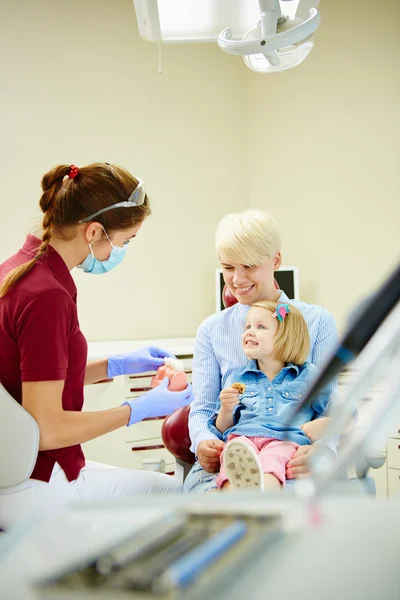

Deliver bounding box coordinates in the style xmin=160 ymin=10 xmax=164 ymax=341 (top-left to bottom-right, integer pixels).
xmin=0 ymin=163 xmax=150 ymax=297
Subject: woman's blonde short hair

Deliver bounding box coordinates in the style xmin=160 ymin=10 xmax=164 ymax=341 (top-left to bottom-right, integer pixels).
xmin=216 ymin=209 xmax=282 ymax=266
xmin=251 ymin=300 xmax=310 ymax=366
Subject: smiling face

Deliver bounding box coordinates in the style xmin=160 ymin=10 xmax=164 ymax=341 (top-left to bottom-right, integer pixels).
xmin=242 ymin=306 xmax=278 ymax=360
xmin=219 ymin=254 xmax=281 ymax=305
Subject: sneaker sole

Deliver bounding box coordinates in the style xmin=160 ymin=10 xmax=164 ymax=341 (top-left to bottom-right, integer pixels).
xmin=223 ymin=440 xmax=264 ymax=491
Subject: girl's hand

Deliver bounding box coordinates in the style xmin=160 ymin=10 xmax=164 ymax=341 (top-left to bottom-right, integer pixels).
xmin=219 ymin=388 xmax=240 ymax=411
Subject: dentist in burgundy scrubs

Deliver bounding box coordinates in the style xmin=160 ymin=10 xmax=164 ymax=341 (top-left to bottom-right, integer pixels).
xmin=0 ymin=162 xmax=192 ymax=530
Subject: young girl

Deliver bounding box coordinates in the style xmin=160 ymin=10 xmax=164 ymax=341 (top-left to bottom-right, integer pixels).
xmin=208 ymin=300 xmax=332 ymax=491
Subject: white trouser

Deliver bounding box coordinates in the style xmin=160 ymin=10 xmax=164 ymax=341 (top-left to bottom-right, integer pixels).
xmin=0 ymin=461 xmax=182 ymax=531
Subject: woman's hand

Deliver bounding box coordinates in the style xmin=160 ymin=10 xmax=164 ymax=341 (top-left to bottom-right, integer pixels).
xmin=286 ymin=445 xmax=315 ymax=480
xmin=219 ymin=387 xmax=240 ymax=411
xmin=108 ymin=346 xmax=176 ymax=377
xmin=122 ymin=378 xmax=193 ymax=426
xmin=300 ymin=417 xmax=331 ymax=443
xmin=197 ymin=439 xmax=225 ymax=473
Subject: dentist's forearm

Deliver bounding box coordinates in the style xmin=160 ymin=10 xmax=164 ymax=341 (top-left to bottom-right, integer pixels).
xmin=39 ymin=405 xmax=130 ymax=450
xmin=84 ymin=359 xmax=109 ymax=385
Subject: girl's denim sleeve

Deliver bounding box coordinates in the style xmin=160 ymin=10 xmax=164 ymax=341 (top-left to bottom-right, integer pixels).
xmin=311 ymin=387 xmax=332 ymax=417
xmin=207 ymin=411 xmax=224 ymax=440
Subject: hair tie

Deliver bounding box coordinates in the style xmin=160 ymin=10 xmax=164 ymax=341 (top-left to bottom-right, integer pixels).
xmin=272 ymin=303 xmax=290 ymax=322
xmin=68 ymin=164 xmax=79 ymax=179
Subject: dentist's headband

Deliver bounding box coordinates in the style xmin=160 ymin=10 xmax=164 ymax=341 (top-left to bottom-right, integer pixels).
xmin=69 ymin=164 xmax=146 ymax=224
xmin=272 ymin=303 xmax=291 ymax=322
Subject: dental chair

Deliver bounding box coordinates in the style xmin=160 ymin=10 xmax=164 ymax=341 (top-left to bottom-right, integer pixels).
xmin=161 ymin=406 xmax=386 ymax=494
xmin=0 ymin=384 xmax=40 ymax=531
xmin=162 ymin=405 xmax=195 ymax=482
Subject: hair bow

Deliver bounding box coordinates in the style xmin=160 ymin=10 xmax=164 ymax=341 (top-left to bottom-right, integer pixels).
xmin=272 ymin=302 xmax=290 ymax=322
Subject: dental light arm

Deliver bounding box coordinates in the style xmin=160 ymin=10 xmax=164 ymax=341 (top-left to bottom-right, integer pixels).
xmin=217 ymin=0 xmax=321 ymax=72
xmin=218 ymin=3 xmax=320 ymax=56
xmin=310 ymin=307 xmax=400 ymax=496
xmin=288 ymin=262 xmax=400 ymax=425
xmin=286 ymin=262 xmax=400 ymax=498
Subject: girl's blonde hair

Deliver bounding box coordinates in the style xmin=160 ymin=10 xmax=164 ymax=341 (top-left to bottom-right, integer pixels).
xmin=216 ymin=209 xmax=282 ymax=266
xmin=251 ymin=300 xmax=310 ymax=365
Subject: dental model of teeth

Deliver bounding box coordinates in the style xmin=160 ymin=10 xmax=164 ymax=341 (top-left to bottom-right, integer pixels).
xmin=150 ymin=357 xmax=188 ymax=392
xmin=164 ymin=357 xmax=184 ymax=372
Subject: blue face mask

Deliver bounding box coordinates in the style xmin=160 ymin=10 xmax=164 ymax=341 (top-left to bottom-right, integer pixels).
xmin=78 ymin=229 xmax=127 ymax=275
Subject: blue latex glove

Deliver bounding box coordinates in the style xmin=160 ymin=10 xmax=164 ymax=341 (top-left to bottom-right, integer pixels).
xmin=122 ymin=378 xmax=193 ymax=426
xmin=108 ymin=346 xmax=176 ymax=377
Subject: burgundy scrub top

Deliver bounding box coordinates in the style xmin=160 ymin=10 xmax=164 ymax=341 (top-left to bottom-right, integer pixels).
xmin=0 ymin=235 xmax=88 ymax=482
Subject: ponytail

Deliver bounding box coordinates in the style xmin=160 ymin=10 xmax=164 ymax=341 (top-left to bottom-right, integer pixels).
xmin=0 ymin=165 xmax=70 ymax=298
xmin=0 ymin=259 xmax=37 ymax=298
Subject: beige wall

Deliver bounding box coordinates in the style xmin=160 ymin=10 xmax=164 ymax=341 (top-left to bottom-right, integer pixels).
xmin=0 ymin=0 xmax=399 ymax=340
xmin=0 ymin=0 xmax=246 ymax=341
xmin=244 ymin=0 xmax=400 ymax=331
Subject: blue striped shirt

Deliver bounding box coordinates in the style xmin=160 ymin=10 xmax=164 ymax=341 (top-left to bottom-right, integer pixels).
xmin=189 ymin=290 xmax=338 ymax=453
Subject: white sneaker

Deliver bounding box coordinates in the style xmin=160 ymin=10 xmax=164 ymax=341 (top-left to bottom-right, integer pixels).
xmin=223 ymin=439 xmax=264 ymax=491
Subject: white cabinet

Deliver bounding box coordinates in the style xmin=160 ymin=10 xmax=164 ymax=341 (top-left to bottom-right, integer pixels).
xmin=388 ymin=466 xmax=400 ymax=497
xmin=339 ymin=371 xmax=388 ymax=499
xmin=82 ymin=376 xmax=139 ymax=469
xmin=387 ymin=438 xmax=400 ymax=470
xmin=343 ymin=375 xmax=400 ymax=500
xmin=82 ymin=338 xmax=195 ymax=473
xmin=387 ymin=430 xmax=400 ymax=498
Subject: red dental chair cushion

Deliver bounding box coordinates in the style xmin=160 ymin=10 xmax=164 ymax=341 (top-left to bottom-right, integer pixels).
xmin=161 ymin=405 xmax=196 ymax=465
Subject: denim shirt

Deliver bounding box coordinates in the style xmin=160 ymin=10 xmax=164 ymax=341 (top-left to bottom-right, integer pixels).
xmin=208 ymin=360 xmax=331 ymax=446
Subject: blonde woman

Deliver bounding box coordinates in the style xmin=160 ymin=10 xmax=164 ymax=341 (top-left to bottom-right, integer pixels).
xmin=185 ymin=210 xmax=337 ymax=492
xmin=211 ymin=301 xmax=331 ymax=491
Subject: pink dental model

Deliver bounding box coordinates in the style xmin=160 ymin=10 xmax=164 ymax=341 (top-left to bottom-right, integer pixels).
xmin=150 ymin=357 xmax=188 ymax=392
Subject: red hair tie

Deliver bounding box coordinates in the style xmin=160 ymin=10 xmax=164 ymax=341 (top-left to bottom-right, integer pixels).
xmin=68 ymin=164 xmax=79 ymax=179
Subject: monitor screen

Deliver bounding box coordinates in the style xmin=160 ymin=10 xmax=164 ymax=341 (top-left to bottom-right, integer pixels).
xmin=215 ymin=266 xmax=299 ymax=312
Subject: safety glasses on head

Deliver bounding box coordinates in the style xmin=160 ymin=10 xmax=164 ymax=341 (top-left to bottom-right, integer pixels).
xmin=78 ymin=180 xmax=145 ymax=224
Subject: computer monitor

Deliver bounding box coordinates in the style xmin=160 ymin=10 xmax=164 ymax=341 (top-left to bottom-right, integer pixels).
xmin=215 ymin=266 xmax=299 ymax=312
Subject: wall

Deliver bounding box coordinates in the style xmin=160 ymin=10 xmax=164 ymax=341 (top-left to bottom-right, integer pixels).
xmin=244 ymin=0 xmax=400 ymax=331
xmin=0 ymin=0 xmax=398 ymax=340
xmin=0 ymin=0 xmax=246 ymax=341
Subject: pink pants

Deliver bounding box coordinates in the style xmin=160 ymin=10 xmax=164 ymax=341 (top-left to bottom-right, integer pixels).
xmin=216 ymin=435 xmax=299 ymax=488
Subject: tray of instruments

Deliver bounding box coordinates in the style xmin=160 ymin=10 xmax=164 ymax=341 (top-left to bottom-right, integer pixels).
xmin=37 ymin=509 xmax=282 ymax=600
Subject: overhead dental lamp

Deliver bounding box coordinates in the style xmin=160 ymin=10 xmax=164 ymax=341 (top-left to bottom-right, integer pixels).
xmin=133 ymin=0 xmax=321 ymax=73
xmin=219 ymin=0 xmax=321 ymax=73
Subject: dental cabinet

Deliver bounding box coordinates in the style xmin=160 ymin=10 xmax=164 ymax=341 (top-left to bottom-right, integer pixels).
xmin=387 ymin=426 xmax=400 ymax=497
